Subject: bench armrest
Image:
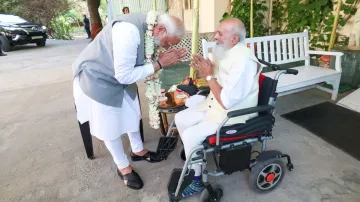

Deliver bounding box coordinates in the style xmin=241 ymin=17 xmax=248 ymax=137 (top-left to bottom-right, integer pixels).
xmin=227 ymin=105 xmax=275 ymax=118
xmin=308 ymin=50 xmax=343 ymax=72
xmin=308 ymin=50 xmax=344 ymax=57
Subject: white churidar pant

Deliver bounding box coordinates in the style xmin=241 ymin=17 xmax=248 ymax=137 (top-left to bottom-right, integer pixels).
xmin=175 ymin=95 xmax=219 ymax=176
xmin=73 ymin=76 xmax=143 ymax=169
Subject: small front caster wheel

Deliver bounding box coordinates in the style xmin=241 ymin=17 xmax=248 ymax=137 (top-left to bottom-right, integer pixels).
xmin=200 ymin=184 xmax=223 ymax=202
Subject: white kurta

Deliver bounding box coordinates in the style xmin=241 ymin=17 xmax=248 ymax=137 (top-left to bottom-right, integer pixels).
xmin=177 ymin=56 xmax=258 ymax=155
xmin=73 ymin=22 xmax=155 ymax=141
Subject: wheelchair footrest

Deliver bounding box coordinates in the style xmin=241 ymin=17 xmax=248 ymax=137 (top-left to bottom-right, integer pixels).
xmin=167 ymin=168 xmax=195 ymax=202
xmin=156 ymin=136 xmax=178 ymax=160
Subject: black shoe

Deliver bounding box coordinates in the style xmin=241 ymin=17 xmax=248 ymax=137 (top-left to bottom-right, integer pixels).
xmin=0 ymin=53 xmax=7 ymax=56
xmin=117 ymin=169 xmax=144 ymax=190
xmin=130 ymin=151 xmax=163 ymax=163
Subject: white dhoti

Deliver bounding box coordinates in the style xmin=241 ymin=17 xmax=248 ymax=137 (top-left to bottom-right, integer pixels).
xmin=73 ymin=76 xmax=144 ymax=169
xmin=175 ymin=108 xmax=219 ymax=157
xmin=175 ymin=96 xmax=219 ymax=175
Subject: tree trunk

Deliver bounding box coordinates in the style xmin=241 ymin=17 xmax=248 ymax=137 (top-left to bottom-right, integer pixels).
xmin=87 ymin=0 xmax=103 ymax=40
xmin=228 ymin=0 xmax=232 ymax=13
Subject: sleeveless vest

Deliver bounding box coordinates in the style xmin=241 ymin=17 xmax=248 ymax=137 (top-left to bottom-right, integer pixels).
xmin=72 ymin=13 xmax=148 ymax=108
xmin=196 ymin=43 xmax=262 ymax=125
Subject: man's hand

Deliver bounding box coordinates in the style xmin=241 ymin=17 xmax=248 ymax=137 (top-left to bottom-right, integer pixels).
xmin=157 ymin=48 xmax=187 ymax=69
xmin=190 ymin=54 xmax=214 ymax=78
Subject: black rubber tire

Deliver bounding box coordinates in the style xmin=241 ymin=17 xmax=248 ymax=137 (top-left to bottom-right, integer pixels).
xmin=249 ymin=157 xmax=285 ymax=194
xmin=200 ymin=184 xmax=224 ymax=202
xmin=36 ymin=39 xmax=46 ymax=47
xmin=0 ymin=35 xmax=12 ymax=52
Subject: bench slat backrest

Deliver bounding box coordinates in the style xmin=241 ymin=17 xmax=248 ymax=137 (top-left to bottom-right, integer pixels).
xmin=202 ymin=30 xmax=310 ymax=68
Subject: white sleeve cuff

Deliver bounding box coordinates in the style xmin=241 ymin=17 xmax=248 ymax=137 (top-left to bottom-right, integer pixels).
xmin=144 ymin=63 xmax=155 ymax=76
xmin=220 ymin=90 xmax=231 ymax=110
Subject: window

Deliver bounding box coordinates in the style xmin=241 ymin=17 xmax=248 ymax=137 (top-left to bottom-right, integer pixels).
xmin=184 ymin=0 xmax=193 ymax=10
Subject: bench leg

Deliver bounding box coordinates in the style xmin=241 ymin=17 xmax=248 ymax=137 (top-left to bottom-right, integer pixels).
xmin=78 ymin=121 xmax=95 ymax=160
xmin=331 ymin=78 xmax=341 ymax=101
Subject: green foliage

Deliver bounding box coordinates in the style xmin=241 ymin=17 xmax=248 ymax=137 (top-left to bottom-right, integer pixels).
xmin=272 ymin=0 xmax=358 ymax=50
xmin=0 ymin=0 xmax=23 ymax=15
xmin=0 ymin=0 xmax=73 ymax=39
xmin=99 ymin=0 xmax=108 ymax=25
xmin=51 ymin=15 xmax=74 ymax=40
xmin=221 ymin=0 xmax=269 ymax=37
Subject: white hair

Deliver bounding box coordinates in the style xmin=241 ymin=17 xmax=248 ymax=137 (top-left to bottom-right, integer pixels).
xmin=232 ymin=24 xmax=246 ymax=44
xmin=157 ymin=14 xmax=185 ymax=38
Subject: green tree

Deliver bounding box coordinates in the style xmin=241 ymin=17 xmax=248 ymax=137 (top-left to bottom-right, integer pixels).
xmin=221 ymin=0 xmax=269 ymax=37
xmin=272 ymin=0 xmax=358 ymax=50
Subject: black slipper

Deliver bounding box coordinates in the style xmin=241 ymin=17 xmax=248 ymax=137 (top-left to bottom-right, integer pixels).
xmin=130 ymin=151 xmax=163 ymax=163
xmin=117 ymin=169 xmax=144 ymax=190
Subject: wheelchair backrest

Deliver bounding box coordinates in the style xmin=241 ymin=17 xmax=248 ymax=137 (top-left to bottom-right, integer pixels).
xmin=258 ymin=74 xmax=275 ymax=111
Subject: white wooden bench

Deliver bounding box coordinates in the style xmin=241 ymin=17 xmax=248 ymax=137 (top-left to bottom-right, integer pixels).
xmin=202 ymin=30 xmax=344 ymax=101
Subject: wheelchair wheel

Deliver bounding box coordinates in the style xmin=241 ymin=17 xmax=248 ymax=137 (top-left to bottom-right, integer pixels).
xmin=249 ymin=157 xmax=285 ymax=194
xmin=200 ymin=184 xmax=223 ymax=202
xmin=179 ymin=145 xmax=186 ymax=161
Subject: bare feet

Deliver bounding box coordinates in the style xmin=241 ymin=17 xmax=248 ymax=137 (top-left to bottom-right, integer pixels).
xmin=119 ymin=166 xmax=132 ymax=185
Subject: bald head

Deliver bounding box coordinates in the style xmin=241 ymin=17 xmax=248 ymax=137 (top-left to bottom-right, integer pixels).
xmin=215 ymin=18 xmax=247 ymax=49
xmin=222 ymin=18 xmax=246 ymax=42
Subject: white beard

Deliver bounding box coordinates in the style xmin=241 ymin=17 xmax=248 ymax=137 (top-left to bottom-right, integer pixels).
xmin=213 ymin=43 xmax=230 ymax=59
xmin=154 ymin=36 xmax=162 ymax=46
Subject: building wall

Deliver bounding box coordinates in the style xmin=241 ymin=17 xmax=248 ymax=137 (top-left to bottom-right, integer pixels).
xmin=167 ymin=0 xmax=184 ymax=21
xmin=199 ymin=0 xmax=216 ymax=33
xmin=111 ymin=0 xmax=167 ymax=18
xmin=337 ymin=3 xmax=360 ymax=40
xmin=183 ymin=0 xmax=228 ymax=33
xmin=214 ymin=0 xmax=229 ymax=30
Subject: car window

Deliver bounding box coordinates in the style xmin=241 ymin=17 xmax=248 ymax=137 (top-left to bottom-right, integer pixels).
xmin=0 ymin=14 xmax=28 ymax=23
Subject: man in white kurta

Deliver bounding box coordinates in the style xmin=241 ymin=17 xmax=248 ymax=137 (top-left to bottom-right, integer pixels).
xmin=174 ymin=18 xmax=262 ymax=198
xmin=73 ymin=13 xmax=186 ymax=190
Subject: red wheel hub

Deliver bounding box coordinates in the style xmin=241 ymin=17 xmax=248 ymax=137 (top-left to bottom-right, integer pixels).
xmin=266 ymin=173 xmax=275 ymax=182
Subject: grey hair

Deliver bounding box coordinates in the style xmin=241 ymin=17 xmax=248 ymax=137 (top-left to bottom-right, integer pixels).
xmin=232 ymin=24 xmax=246 ymax=44
xmin=157 ymin=14 xmax=185 ymax=38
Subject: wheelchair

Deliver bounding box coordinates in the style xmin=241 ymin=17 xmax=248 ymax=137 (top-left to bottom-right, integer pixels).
xmin=165 ymin=59 xmax=298 ymax=202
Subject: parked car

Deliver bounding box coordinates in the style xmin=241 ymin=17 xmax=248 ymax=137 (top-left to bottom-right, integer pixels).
xmin=0 ymin=14 xmax=47 ymax=51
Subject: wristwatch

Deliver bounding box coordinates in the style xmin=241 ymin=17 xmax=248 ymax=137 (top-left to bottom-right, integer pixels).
xmin=206 ymin=75 xmax=214 ymax=81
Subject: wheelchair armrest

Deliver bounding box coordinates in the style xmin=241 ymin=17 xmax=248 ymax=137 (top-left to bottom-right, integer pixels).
xmin=227 ymin=105 xmax=274 ymax=118
xmin=197 ymin=86 xmax=210 ymax=96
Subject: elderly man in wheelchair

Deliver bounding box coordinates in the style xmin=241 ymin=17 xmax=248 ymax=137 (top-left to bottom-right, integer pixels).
xmin=166 ymin=18 xmax=297 ymax=202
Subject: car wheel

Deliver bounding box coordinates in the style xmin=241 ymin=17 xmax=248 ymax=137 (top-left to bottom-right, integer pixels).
xmin=36 ymin=39 xmax=46 ymax=47
xmin=0 ymin=35 xmax=12 ymax=52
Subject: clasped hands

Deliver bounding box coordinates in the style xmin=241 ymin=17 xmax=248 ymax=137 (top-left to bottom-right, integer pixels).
xmin=190 ymin=54 xmax=214 ymax=78
xmin=157 ymin=48 xmax=187 ymax=68
xmin=156 ymin=49 xmax=214 ymax=79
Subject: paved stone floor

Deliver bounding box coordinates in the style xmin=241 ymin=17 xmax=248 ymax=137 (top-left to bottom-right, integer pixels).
xmin=1 ymin=38 xmax=360 ymax=202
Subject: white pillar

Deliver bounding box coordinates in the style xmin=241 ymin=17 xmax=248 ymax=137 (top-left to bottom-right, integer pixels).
xmin=107 ymin=0 xmax=115 ymax=21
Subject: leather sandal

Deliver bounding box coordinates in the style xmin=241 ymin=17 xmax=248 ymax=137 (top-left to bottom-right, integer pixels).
xmin=130 ymin=151 xmax=163 ymax=163
xmin=117 ymin=169 xmax=144 ymax=190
